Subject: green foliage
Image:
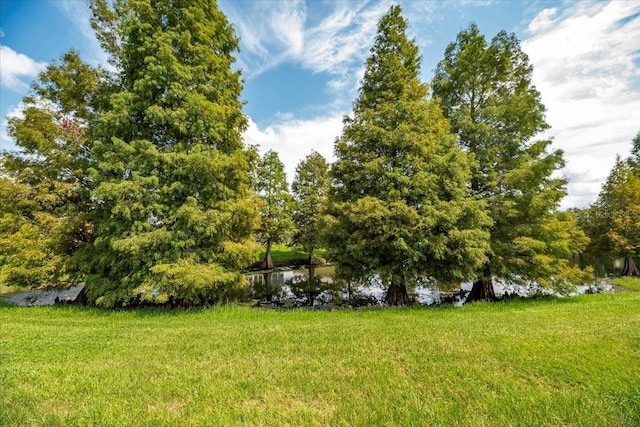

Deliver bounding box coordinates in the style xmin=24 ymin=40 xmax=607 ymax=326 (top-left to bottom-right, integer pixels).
xmin=630 ymin=130 xmax=640 ymax=169
xmin=327 ymin=6 xmax=490 ymax=294
xmin=253 ymin=150 xmax=294 ymax=248
xmin=79 ymin=0 xmax=259 ymax=306
xmin=255 ymin=244 xmax=327 ymax=268
xmin=90 ymin=0 xmax=246 ymax=150
xmin=0 ymin=179 xmax=61 ymax=286
xmin=129 ymin=261 xmax=245 ymax=306
xmin=2 ymin=294 xmax=639 ymax=425
xmin=0 ymin=180 xmax=38 ymax=283
xmin=292 ymin=151 xmax=329 ymax=262
xmin=585 ymin=149 xmax=640 ymax=273
xmin=432 ymin=23 xmax=590 ymax=290
xmin=611 ymin=276 xmax=640 ymax=292
xmin=0 ymin=50 xmax=104 ymax=286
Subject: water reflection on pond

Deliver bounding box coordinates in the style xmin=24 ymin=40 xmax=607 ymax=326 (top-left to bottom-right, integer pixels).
xmin=245 ymin=266 xmax=614 ymax=309
xmin=245 ymin=267 xmax=460 ymax=308
xmin=246 ymin=267 xmax=343 ymax=308
xmin=2 ymin=266 xmax=615 ymax=308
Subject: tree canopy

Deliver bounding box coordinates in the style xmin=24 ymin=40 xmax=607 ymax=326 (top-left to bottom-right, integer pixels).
xmin=432 ymin=23 xmax=591 ymax=301
xmin=327 ymin=6 xmax=490 ymax=305
xmin=0 ymin=0 xmax=260 ymax=306
xmin=84 ymin=0 xmax=260 ymax=306
xmin=292 ymin=151 xmax=330 ymax=266
xmin=253 ymin=150 xmax=294 ymax=270
xmin=0 ymin=50 xmax=105 ymax=286
xmin=1 ymin=3 xmax=609 ymax=307
xmin=585 ymin=143 xmax=640 ymax=276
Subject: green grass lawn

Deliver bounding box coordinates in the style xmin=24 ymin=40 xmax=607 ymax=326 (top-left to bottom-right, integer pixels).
xmin=1 ymin=293 xmax=639 ymax=426
xmin=612 ymin=276 xmax=640 ymax=292
xmin=255 ymin=244 xmax=328 ymax=267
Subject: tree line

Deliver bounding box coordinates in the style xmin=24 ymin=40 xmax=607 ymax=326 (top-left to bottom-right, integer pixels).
xmin=0 ymin=1 xmax=636 ymax=307
xmin=577 ymin=133 xmax=640 ymax=277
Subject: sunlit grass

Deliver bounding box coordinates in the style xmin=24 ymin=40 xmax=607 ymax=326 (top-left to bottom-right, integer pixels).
xmin=1 ymin=293 xmax=639 ymax=426
xmin=255 ymin=244 xmax=328 ymax=267
xmin=0 ymin=282 xmax=22 ymax=296
xmin=612 ymin=276 xmax=640 ymax=292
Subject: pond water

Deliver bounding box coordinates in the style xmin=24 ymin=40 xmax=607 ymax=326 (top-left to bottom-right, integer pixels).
xmin=245 ymin=267 xmax=614 ymax=309
xmin=2 ymin=285 xmax=85 ymax=307
xmin=246 ymin=268 xmax=344 ymax=308
xmin=2 ymin=268 xmax=614 ymax=307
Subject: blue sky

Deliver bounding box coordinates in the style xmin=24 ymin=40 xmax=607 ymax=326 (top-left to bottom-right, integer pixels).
xmin=1 ymin=1 xmax=639 ymax=209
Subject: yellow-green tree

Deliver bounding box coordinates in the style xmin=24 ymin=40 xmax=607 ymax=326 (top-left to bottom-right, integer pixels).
xmin=292 ymin=151 xmax=329 ymax=266
xmin=0 ymin=51 xmax=104 ymax=286
xmin=432 ymin=24 xmax=591 ymax=301
xmin=254 ymin=150 xmax=294 ymax=270
xmin=586 ymin=146 xmax=640 ymax=276
xmin=83 ymin=0 xmax=259 ymax=306
xmin=327 ymin=6 xmax=490 ymax=305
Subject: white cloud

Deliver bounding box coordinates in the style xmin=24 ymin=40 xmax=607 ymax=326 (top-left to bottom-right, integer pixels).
xmin=272 ymin=1 xmax=306 ymax=56
xmin=527 ymin=7 xmax=556 ymax=33
xmin=0 ymin=119 xmax=11 ymax=152
xmin=51 ymin=0 xmax=110 ymax=67
xmin=0 ymin=102 xmax=26 ymax=152
xmin=222 ymin=0 xmax=307 ymax=78
xmin=223 ymin=0 xmax=390 ymax=81
xmin=0 ymin=45 xmax=47 ymax=91
xmin=221 ymin=0 xmax=397 ymax=124
xmin=243 ymin=114 xmax=344 ymax=183
xmin=523 ymin=1 xmax=640 ymax=208
xmin=301 ymin=1 xmax=386 ymax=75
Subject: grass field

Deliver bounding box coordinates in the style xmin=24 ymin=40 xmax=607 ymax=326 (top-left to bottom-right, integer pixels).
xmin=612 ymin=276 xmax=640 ymax=292
xmin=254 ymin=244 xmax=328 ymax=267
xmin=1 ymin=292 xmax=639 ymax=426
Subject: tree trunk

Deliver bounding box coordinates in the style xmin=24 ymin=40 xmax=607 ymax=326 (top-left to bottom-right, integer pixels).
xmin=73 ymin=286 xmax=88 ymax=305
xmin=621 ymin=256 xmax=640 ymax=276
xmin=262 ymin=271 xmax=275 ymax=301
xmin=262 ymin=240 xmax=274 ymax=270
xmin=308 ymin=249 xmax=314 ymax=267
xmin=466 ymin=265 xmax=497 ymax=303
xmin=385 ymin=275 xmax=411 ymax=306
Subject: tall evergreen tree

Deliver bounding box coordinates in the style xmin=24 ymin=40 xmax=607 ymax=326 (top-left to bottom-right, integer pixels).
xmin=292 ymin=151 xmax=329 ymax=267
xmin=328 ymin=6 xmax=490 ymax=305
xmin=0 ymin=51 xmax=105 ymax=286
xmin=432 ymin=24 xmax=591 ymax=301
xmin=254 ymin=150 xmax=294 ymax=270
xmin=85 ymin=0 xmax=259 ymax=306
xmin=586 ymin=153 xmax=640 ymax=276
xmin=630 ymin=131 xmax=640 ymax=170
xmin=0 ymin=177 xmax=62 ymax=286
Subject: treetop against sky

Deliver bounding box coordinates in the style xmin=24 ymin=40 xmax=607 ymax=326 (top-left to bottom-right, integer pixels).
xmin=1 ymin=0 xmax=639 ymax=209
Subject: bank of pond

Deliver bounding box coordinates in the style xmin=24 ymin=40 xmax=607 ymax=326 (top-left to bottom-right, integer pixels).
xmin=2 ymin=265 xmax=615 ymax=308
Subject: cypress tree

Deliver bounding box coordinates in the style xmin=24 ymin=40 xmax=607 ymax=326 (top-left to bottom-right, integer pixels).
xmin=253 ymin=150 xmax=294 ymax=270
xmin=328 ymin=6 xmax=490 ymax=305
xmin=432 ymin=24 xmax=591 ymax=301
xmin=292 ymin=151 xmax=330 ymax=267
xmin=586 ymin=149 xmax=640 ymax=276
xmin=86 ymin=0 xmax=259 ymax=306
xmin=0 ymin=51 xmax=105 ymax=286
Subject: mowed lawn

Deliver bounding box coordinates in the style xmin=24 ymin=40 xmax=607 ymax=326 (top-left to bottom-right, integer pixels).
xmin=1 ymin=292 xmax=639 ymax=426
